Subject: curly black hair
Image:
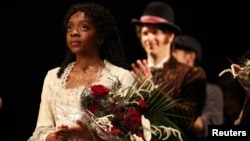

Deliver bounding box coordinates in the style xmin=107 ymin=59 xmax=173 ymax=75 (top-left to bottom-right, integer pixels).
xmin=57 ymin=2 xmax=129 ymax=78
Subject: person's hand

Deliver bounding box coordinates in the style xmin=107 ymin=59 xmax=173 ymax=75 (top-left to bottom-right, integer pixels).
xmin=49 ymin=120 xmax=94 ymax=141
xmin=45 ymin=124 xmax=72 ymax=141
xmin=131 ymin=59 xmax=152 ymax=84
xmin=45 ymin=131 xmax=64 ymax=141
xmin=192 ymin=116 xmax=204 ymax=137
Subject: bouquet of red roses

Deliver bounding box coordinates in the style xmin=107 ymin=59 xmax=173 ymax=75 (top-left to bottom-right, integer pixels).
xmin=80 ymin=79 xmax=184 ymax=141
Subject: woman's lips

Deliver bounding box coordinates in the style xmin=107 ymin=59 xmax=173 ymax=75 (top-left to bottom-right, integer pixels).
xmin=70 ymin=41 xmax=81 ymax=46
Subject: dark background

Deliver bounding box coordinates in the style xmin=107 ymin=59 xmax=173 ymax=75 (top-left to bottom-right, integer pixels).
xmin=1 ymin=0 xmax=249 ymax=140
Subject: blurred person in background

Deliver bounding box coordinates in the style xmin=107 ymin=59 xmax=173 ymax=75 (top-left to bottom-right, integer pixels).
xmin=172 ymin=35 xmax=224 ymax=140
xmin=130 ymin=2 xmax=207 ymax=140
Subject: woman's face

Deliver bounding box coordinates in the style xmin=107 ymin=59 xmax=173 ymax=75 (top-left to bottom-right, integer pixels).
xmin=66 ymin=11 xmax=99 ymax=55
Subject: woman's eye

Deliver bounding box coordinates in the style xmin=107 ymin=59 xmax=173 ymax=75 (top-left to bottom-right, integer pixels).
xmin=67 ymin=26 xmax=72 ymax=31
xmin=81 ymin=26 xmax=88 ymax=31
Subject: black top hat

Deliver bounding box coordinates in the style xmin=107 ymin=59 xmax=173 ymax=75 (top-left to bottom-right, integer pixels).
xmin=131 ymin=1 xmax=181 ymax=34
xmin=174 ymin=35 xmax=202 ymax=63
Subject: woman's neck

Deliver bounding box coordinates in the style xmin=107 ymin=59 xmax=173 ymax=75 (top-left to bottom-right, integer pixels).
xmin=74 ymin=56 xmax=104 ymax=71
xmin=66 ymin=59 xmax=105 ymax=88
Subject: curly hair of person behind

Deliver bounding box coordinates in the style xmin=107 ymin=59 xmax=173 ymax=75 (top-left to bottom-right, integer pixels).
xmin=57 ymin=2 xmax=129 ymax=78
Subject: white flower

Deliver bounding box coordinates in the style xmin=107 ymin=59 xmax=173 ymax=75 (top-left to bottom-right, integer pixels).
xmin=141 ymin=115 xmax=151 ymax=141
xmin=219 ymin=59 xmax=250 ymax=92
xmin=130 ymin=134 xmax=144 ymax=141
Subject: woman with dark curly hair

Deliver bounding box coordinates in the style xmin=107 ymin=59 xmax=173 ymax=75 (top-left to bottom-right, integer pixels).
xmin=28 ymin=2 xmax=134 ymax=141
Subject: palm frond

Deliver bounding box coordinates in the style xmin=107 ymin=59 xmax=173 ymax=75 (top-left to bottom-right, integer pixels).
xmin=123 ymin=75 xmax=187 ymax=140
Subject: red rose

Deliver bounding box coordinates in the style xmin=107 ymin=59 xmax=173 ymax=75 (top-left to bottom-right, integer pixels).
xmin=126 ymin=107 xmax=141 ymax=124
xmin=111 ymin=127 xmax=122 ymax=135
xmin=138 ymin=98 xmax=148 ymax=109
xmin=90 ymin=85 xmax=109 ymax=97
xmin=114 ymin=107 xmax=124 ymax=118
xmin=124 ymin=107 xmax=142 ymax=133
xmin=88 ymin=103 xmax=101 ymax=114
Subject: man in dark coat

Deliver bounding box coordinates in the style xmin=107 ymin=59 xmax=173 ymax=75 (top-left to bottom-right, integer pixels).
xmin=130 ymin=1 xmax=207 ymax=140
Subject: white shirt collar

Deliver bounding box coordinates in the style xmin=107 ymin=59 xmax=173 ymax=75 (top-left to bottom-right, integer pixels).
xmin=148 ymin=57 xmax=169 ymax=69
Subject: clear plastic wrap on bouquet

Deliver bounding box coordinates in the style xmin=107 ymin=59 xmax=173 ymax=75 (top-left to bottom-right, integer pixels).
xmin=81 ymin=109 xmax=128 ymax=141
xmin=79 ymin=87 xmax=128 ymax=141
xmin=55 ymin=104 xmax=126 ymax=141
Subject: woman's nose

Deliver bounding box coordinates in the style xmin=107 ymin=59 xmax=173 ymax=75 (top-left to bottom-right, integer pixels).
xmin=70 ymin=29 xmax=80 ymax=37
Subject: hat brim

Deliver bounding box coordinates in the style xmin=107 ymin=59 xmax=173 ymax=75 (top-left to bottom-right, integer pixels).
xmin=131 ymin=18 xmax=181 ymax=34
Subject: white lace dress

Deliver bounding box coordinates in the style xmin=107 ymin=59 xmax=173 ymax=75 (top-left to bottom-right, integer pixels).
xmin=28 ymin=61 xmax=134 ymax=141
